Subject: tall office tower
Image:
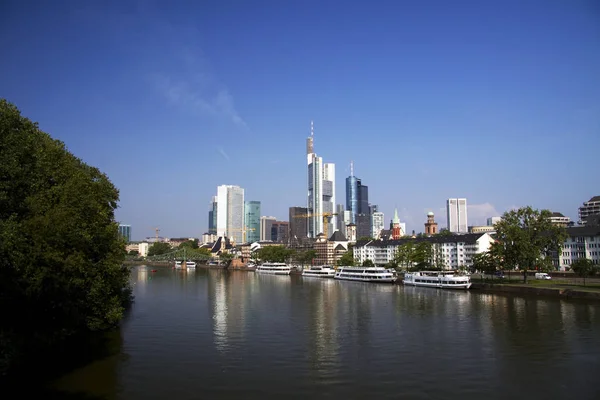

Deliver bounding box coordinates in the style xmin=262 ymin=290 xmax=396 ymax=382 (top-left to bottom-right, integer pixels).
xmin=369 ymin=204 xmax=378 ymax=214
xmin=244 ymin=201 xmax=261 ymax=243
xmin=372 ymin=211 xmax=385 ymax=239
xmin=345 ymin=162 xmax=358 ymax=223
xmin=307 ymin=121 xmax=336 ymax=238
xmin=208 ymin=196 xmax=217 ymax=234
xmin=578 ymin=195 xmax=600 ymax=225
xmin=358 ymin=182 xmax=369 ymax=214
xmin=289 ymin=206 xmax=308 ymax=244
xmin=215 ymin=185 xmax=245 ymax=244
xmin=260 ymin=216 xmax=277 ymax=241
xmin=356 ymin=213 xmax=372 ymax=239
xmin=272 ymin=221 xmax=289 ymax=243
xmin=118 ymin=224 xmax=131 ymax=242
xmin=447 ymin=198 xmax=468 ymax=233
xmin=335 ymin=204 xmax=345 ymax=232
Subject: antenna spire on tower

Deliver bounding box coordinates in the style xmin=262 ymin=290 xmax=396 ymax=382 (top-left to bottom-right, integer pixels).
xmin=350 ymin=160 xmax=354 ymax=176
xmin=310 ymin=120 xmax=314 ymax=136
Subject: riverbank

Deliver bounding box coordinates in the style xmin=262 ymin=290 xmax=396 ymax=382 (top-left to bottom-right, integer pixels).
xmin=471 ymin=282 xmax=600 ymax=301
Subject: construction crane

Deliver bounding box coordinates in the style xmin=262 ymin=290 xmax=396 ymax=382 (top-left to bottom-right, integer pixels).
xmin=149 ymin=227 xmax=160 ymax=241
xmin=293 ymin=212 xmax=338 ymax=240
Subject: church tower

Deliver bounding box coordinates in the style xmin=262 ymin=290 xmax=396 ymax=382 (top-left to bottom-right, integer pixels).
xmin=425 ymin=212 xmax=438 ymax=235
xmin=392 ymin=208 xmax=402 ymax=239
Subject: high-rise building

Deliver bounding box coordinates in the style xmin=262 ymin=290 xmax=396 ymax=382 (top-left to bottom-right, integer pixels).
xmin=345 ymin=161 xmax=369 ymax=224
xmin=118 ymin=224 xmax=131 ymax=242
xmin=447 ymin=198 xmax=468 ymax=233
xmin=244 ymin=201 xmax=261 ymax=243
xmin=272 ymin=221 xmax=289 ymax=243
xmin=215 ymin=185 xmax=245 ymax=244
xmin=289 ymin=206 xmax=308 ymax=244
xmin=335 ymin=204 xmax=345 ymax=232
xmin=208 ymin=196 xmax=217 ymax=234
xmin=372 ymin=211 xmax=385 ymax=239
xmin=578 ymin=196 xmax=600 ymax=225
xmin=356 ymin=213 xmax=372 ymax=239
xmin=307 ymin=121 xmax=336 ymax=237
xmin=486 ymin=216 xmax=501 ymax=226
xmin=260 ymin=216 xmax=277 ymax=241
xmin=358 ymin=182 xmax=369 ymax=215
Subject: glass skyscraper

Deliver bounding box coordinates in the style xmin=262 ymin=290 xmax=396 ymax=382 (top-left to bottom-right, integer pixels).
xmin=118 ymin=224 xmax=131 ymax=242
xmin=244 ymin=201 xmax=261 ymax=243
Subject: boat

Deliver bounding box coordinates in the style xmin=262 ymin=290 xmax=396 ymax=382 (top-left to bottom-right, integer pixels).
xmin=302 ymin=265 xmax=336 ymax=278
xmin=403 ymin=271 xmax=471 ymax=289
xmin=334 ymin=266 xmax=397 ymax=283
xmin=186 ymin=261 xmax=197 ymax=269
xmin=255 ymin=262 xmax=292 ymax=275
xmin=174 ymin=261 xmax=182 ymax=269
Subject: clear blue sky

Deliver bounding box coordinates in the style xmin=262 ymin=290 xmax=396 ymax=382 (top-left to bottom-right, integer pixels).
xmin=1 ymin=0 xmax=599 ymax=240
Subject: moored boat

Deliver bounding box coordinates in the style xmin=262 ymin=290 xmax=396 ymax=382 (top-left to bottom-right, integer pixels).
xmin=256 ymin=262 xmax=292 ymax=275
xmin=186 ymin=261 xmax=196 ymax=269
xmin=334 ymin=266 xmax=396 ymax=283
xmin=403 ymin=271 xmax=471 ymax=289
xmin=302 ymin=265 xmax=336 ymax=278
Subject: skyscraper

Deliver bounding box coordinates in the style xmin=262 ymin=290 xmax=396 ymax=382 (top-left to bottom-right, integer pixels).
xmin=208 ymin=196 xmax=217 ymax=234
xmin=289 ymin=206 xmax=309 ymax=244
xmin=244 ymin=201 xmax=261 ymax=243
xmin=307 ymin=121 xmax=336 ymax=238
xmin=345 ymin=162 xmax=358 ymax=223
xmin=215 ymin=185 xmax=245 ymax=244
xmin=447 ymin=198 xmax=468 ymax=233
xmin=372 ymin=211 xmax=385 ymax=239
xmin=346 ymin=162 xmax=370 ymax=236
xmin=118 ymin=224 xmax=131 ymax=242
xmin=260 ymin=216 xmax=277 ymax=241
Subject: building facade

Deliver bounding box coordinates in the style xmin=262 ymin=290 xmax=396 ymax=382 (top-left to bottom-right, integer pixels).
xmin=244 ymin=201 xmax=261 ymax=243
xmin=272 ymin=221 xmax=289 ymax=243
xmin=118 ymin=224 xmax=131 ymax=242
xmin=372 ymin=211 xmax=385 ymax=239
xmin=578 ymin=196 xmax=600 ymax=225
xmin=289 ymin=206 xmax=309 ymax=244
xmin=447 ymin=198 xmax=468 ymax=233
xmin=487 ymin=216 xmax=501 ymax=226
xmin=215 ymin=185 xmax=245 ymax=244
xmin=307 ymin=122 xmax=336 ymax=238
xmin=260 ymin=216 xmax=277 ymax=241
xmin=553 ymin=225 xmax=600 ymax=270
xmin=549 ymin=212 xmax=571 ymax=227
xmin=354 ymin=233 xmax=494 ymax=269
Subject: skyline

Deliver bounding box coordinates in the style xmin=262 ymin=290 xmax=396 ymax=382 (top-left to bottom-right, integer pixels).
xmin=1 ymin=0 xmax=598 ymax=241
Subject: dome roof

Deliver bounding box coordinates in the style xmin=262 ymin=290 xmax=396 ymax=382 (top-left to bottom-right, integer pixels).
xmin=427 ymin=211 xmax=434 ymax=216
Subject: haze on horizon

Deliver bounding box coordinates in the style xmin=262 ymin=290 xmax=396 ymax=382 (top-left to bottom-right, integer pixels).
xmin=1 ymin=0 xmax=598 ymax=240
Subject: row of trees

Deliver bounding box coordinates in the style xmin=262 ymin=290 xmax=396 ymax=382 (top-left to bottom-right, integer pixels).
xmin=251 ymin=246 xmax=317 ymax=265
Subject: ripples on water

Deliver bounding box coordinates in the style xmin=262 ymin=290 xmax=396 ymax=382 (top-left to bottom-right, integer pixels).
xmin=48 ymin=266 xmax=600 ymax=400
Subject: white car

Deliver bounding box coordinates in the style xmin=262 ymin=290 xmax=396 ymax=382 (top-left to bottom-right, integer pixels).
xmin=535 ymin=272 xmax=552 ymax=280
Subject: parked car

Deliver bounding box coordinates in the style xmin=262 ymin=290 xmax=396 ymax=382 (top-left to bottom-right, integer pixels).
xmin=494 ymin=271 xmax=505 ymax=279
xmin=535 ymin=272 xmax=552 ymax=280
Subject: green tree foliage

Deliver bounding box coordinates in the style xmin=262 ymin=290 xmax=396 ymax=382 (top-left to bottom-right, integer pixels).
xmin=436 ymin=229 xmax=453 ymax=237
xmin=0 ymin=99 xmax=131 ymax=375
xmin=492 ymin=206 xmax=567 ymax=283
xmin=394 ymin=241 xmax=433 ymax=271
xmin=128 ymin=250 xmax=139 ymax=256
xmin=362 ymin=259 xmax=374 ymax=267
xmin=255 ymin=246 xmax=294 ymax=263
xmin=294 ymin=250 xmax=317 ymax=266
xmin=571 ymin=258 xmax=597 ymax=286
xmin=179 ymin=239 xmax=199 ymax=249
xmin=472 ymin=252 xmax=500 ymax=275
xmin=337 ymin=250 xmax=355 ymax=266
xmin=147 ymin=242 xmax=172 ymax=256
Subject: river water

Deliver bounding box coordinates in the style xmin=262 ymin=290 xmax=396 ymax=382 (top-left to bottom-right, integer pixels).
xmin=47 ymin=266 xmax=599 ymax=399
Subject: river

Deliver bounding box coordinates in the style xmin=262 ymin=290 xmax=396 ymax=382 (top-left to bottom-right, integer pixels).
xmin=45 ymin=266 xmax=599 ymax=399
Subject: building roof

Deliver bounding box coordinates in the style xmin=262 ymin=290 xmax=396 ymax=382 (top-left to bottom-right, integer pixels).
xmin=551 ymin=212 xmax=566 ymax=217
xmin=566 ymin=225 xmax=600 ymax=237
xmin=334 ymin=244 xmax=346 ymax=250
xmin=357 ymin=232 xmax=489 ymax=248
xmin=587 ymin=195 xmax=600 ymax=203
xmin=329 ymin=231 xmax=347 ymax=242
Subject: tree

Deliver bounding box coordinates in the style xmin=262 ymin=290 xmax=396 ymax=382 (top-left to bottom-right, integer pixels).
xmin=394 ymin=242 xmax=415 ymax=270
xmin=571 ymin=258 xmax=597 ymax=286
xmin=128 ymin=250 xmax=139 ymax=256
xmin=493 ymin=206 xmax=567 ymax=283
xmin=412 ymin=242 xmax=433 ymax=269
xmin=179 ymin=239 xmax=199 ymax=249
xmin=337 ymin=250 xmax=355 ymax=266
xmin=436 ymin=229 xmax=453 ymax=237
xmin=294 ymin=250 xmax=316 ymax=267
xmin=362 ymin=259 xmax=374 ymax=267
xmin=0 ymin=99 xmax=132 ymax=375
xmin=148 ymin=242 xmax=172 ymax=257
xmin=255 ymin=246 xmax=294 ymax=263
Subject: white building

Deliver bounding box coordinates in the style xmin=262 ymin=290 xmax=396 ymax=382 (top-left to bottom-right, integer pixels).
xmin=549 ymin=212 xmax=571 ymax=227
xmin=554 ymin=225 xmax=600 ymax=270
xmin=578 ymin=195 xmax=600 ymax=225
xmin=447 ymin=198 xmax=468 ymax=233
xmin=372 ymin=211 xmax=385 ymax=239
xmin=215 ymin=185 xmax=245 ymax=244
xmin=306 ymin=121 xmax=336 ymax=238
xmin=354 ymin=233 xmax=494 ymax=269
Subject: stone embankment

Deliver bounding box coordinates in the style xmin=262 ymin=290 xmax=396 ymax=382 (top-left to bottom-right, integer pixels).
xmin=470 ymin=283 xmax=600 ymax=301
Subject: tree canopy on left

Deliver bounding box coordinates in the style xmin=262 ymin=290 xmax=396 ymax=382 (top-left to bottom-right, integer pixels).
xmin=0 ymin=99 xmax=132 ymax=375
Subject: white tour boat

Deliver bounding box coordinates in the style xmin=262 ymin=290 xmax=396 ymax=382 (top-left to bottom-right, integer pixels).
xmin=334 ymin=266 xmax=397 ymax=283
xmin=255 ymin=262 xmax=292 ymax=275
xmin=302 ymin=265 xmax=336 ymax=278
xmin=186 ymin=261 xmax=197 ymax=269
xmin=403 ymin=271 xmax=471 ymax=289
xmin=175 ymin=261 xmax=182 ymax=269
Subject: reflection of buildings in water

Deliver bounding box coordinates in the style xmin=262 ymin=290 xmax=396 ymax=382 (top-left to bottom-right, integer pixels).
xmin=209 ymin=271 xmax=253 ymax=354
xmin=307 ymin=279 xmax=341 ymax=374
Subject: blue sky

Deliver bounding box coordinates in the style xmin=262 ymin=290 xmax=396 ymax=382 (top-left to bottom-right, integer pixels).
xmin=1 ymin=0 xmax=599 ymax=240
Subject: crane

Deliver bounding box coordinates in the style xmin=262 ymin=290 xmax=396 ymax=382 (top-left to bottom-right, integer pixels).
xmin=293 ymin=212 xmax=338 ymax=240
xmin=149 ymin=227 xmax=160 ymax=241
